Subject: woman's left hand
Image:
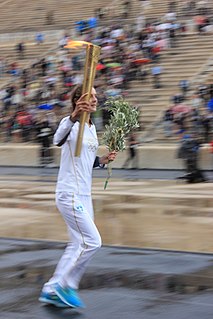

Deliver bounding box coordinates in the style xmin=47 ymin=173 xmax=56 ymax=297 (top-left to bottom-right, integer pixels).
xmin=99 ymin=151 xmax=117 ymax=165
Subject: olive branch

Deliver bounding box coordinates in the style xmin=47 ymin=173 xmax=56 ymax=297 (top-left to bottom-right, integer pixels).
xmin=102 ymin=97 xmax=140 ymax=189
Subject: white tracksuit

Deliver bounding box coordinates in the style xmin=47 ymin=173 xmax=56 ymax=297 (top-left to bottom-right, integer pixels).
xmin=43 ymin=116 xmax=102 ymax=292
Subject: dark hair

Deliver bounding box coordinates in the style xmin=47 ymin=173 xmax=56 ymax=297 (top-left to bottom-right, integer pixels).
xmin=70 ymin=84 xmax=83 ymax=111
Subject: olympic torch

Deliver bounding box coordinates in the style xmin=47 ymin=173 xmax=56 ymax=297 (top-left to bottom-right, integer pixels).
xmin=65 ymin=41 xmax=101 ymax=157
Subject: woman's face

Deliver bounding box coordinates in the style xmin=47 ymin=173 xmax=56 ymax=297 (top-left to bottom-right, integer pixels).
xmin=89 ymin=87 xmax=98 ymax=113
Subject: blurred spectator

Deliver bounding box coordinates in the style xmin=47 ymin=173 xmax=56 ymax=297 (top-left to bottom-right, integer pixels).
xmin=122 ymin=132 xmax=139 ymax=169
xmin=190 ymin=107 xmax=202 ymax=135
xmin=46 ymin=11 xmax=54 ymax=25
xmin=16 ymin=108 xmax=33 ymax=142
xmin=169 ymin=24 xmax=176 ymax=48
xmin=35 ymin=114 xmax=53 ymax=166
xmin=172 ymin=93 xmax=184 ymax=104
xmin=201 ymin=112 xmax=212 ymax=143
xmin=75 ymin=20 xmax=88 ymax=36
xmin=16 ymin=42 xmax=25 ymax=59
xmin=122 ymin=1 xmax=131 ymax=19
xmin=209 ymin=82 xmax=213 ymax=99
xmin=209 ymin=138 xmax=213 ymax=169
xmin=4 ymin=111 xmax=15 ymax=142
xmin=191 ymin=93 xmax=203 ymax=109
xmin=163 ymin=107 xmax=174 ymax=137
xmin=35 ymin=33 xmax=44 ymax=45
xmin=41 ymin=58 xmax=48 ymax=77
xmin=9 ymin=62 xmax=20 ymax=76
xmin=94 ymin=8 xmax=105 ymax=20
xmin=151 ymin=65 xmax=162 ymax=88
xmin=174 ymin=112 xmax=187 ymax=132
xmin=179 ymin=80 xmax=189 ymax=99
xmin=165 ymin=10 xmax=176 ymax=22
xmin=194 ymin=14 xmax=206 ymax=34
xmin=177 ymin=134 xmax=207 ymax=183
xmin=0 ymin=58 xmax=6 ymax=77
xmin=198 ymin=83 xmax=209 ymax=102
xmin=58 ymin=34 xmax=69 ymax=48
xmin=136 ymin=15 xmax=146 ymax=32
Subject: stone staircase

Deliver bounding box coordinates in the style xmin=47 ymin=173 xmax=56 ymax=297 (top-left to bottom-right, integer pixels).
xmin=0 ymin=0 xmax=203 ymax=35
xmin=0 ymin=41 xmax=59 ymax=90
xmin=0 ymin=42 xmax=57 ymax=65
xmin=125 ymin=34 xmax=213 ymax=142
xmin=0 ymin=0 xmax=111 ymax=33
xmin=0 ymin=0 xmax=168 ymax=34
xmin=0 ymin=0 xmax=115 ymax=82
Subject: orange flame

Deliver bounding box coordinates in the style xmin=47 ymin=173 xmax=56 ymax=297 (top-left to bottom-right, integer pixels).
xmin=65 ymin=40 xmax=91 ymax=49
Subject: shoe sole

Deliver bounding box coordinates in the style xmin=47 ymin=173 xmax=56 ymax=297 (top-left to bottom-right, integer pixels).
xmin=39 ymin=296 xmax=70 ymax=308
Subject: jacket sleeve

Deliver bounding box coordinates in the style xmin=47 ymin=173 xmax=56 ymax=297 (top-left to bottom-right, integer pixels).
xmin=53 ymin=116 xmax=75 ymax=146
xmin=93 ymin=156 xmax=105 ymax=168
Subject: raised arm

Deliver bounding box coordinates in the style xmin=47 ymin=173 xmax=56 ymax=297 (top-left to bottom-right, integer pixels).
xmin=54 ymin=92 xmax=94 ymax=147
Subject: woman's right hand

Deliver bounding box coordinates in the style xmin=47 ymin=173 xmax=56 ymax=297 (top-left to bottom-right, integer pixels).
xmin=70 ymin=93 xmax=90 ymax=122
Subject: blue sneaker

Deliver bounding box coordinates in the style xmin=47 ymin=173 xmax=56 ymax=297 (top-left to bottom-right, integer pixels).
xmin=39 ymin=291 xmax=70 ymax=308
xmin=52 ymin=283 xmax=85 ymax=308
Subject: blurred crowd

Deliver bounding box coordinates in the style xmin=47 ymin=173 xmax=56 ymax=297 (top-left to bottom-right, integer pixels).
xmin=162 ymin=81 xmax=213 ymax=143
xmin=0 ymin=0 xmax=212 ymax=153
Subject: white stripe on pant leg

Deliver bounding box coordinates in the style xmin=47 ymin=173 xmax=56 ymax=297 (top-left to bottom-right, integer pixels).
xmin=43 ymin=192 xmax=101 ymax=291
xmin=68 ymin=220 xmax=102 ymax=289
xmin=69 ymin=195 xmax=100 ymax=288
xmin=43 ymin=193 xmax=87 ymax=292
xmin=61 ymin=194 xmax=101 ymax=289
xmin=50 ymin=193 xmax=101 ymax=288
xmin=56 ymin=193 xmax=88 ymax=288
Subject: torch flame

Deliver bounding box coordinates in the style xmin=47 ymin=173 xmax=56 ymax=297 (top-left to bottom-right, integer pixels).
xmin=65 ymin=40 xmax=91 ymax=49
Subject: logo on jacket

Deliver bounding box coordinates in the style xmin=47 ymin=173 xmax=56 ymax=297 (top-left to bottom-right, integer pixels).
xmin=87 ymin=138 xmax=98 ymax=152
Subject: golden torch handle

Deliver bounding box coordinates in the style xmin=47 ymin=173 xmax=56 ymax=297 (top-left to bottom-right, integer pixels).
xmin=75 ymin=43 xmax=101 ymax=157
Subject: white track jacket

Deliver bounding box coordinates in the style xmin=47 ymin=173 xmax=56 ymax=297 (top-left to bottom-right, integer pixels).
xmin=53 ymin=116 xmax=98 ymax=195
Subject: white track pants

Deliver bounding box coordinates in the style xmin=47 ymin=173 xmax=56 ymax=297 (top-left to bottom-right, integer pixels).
xmin=43 ymin=192 xmax=102 ymax=291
